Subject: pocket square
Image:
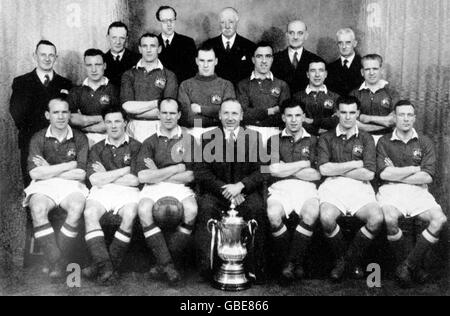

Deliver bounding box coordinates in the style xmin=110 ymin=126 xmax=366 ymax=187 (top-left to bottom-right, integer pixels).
xmin=241 ymin=56 xmax=246 ymax=61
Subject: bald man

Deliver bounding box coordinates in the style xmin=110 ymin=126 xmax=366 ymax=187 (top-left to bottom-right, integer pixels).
xmin=203 ymin=7 xmax=256 ymax=85
xmin=272 ymin=20 xmax=324 ymax=94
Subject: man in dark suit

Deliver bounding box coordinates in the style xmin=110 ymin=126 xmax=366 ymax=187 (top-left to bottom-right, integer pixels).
xmin=156 ymin=6 xmax=197 ymax=83
xmin=203 ymin=7 xmax=255 ymax=86
xmin=194 ymin=99 xmax=267 ymax=283
xmin=104 ymin=22 xmax=140 ymax=88
xmin=272 ymin=20 xmax=324 ymax=95
xmin=325 ymin=28 xmax=364 ymax=96
xmin=10 ymin=40 xmax=72 ymax=186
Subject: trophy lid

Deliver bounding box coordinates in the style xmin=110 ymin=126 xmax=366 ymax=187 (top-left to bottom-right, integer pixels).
xmin=222 ymin=201 xmax=246 ymax=225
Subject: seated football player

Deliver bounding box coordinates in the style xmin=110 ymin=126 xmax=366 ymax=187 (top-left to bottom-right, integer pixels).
xmin=267 ymin=99 xmax=321 ymax=282
xmin=68 ymin=49 xmax=120 ymax=147
xmin=194 ymin=99 xmax=267 ymax=284
xmin=317 ymin=95 xmax=384 ymax=282
xmin=376 ymin=100 xmax=447 ymax=287
xmin=134 ymin=98 xmax=198 ymax=284
xmin=24 ymin=95 xmax=88 ymax=280
xmin=293 ymin=60 xmax=340 ymax=136
xmin=83 ymin=106 xmax=141 ymax=284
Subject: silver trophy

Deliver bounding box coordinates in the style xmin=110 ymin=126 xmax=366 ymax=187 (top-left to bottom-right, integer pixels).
xmin=207 ymin=201 xmax=258 ymax=291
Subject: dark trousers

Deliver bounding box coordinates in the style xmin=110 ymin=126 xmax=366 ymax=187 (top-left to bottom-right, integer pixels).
xmin=194 ymin=192 xmax=267 ymax=275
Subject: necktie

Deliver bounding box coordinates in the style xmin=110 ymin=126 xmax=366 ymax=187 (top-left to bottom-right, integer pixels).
xmin=115 ymin=55 xmax=121 ymax=63
xmin=343 ymin=59 xmax=349 ymax=69
xmin=43 ymin=74 xmax=50 ymax=87
xmin=226 ymin=41 xmax=231 ymax=52
xmin=292 ymin=51 xmax=299 ymax=69
xmin=165 ymin=39 xmax=170 ymax=48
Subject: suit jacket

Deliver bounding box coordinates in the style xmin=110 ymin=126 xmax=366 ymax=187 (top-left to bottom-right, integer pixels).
xmin=9 ymin=69 xmax=72 ymax=148
xmin=104 ymin=48 xmax=141 ymax=88
xmin=158 ymin=32 xmax=197 ymax=83
xmin=203 ymin=34 xmax=256 ymax=86
xmin=325 ymin=54 xmax=364 ymax=96
xmin=195 ymin=127 xmax=266 ymax=198
xmin=272 ymin=48 xmax=323 ymax=94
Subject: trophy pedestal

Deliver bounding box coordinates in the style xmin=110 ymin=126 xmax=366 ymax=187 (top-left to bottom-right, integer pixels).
xmin=213 ymin=261 xmax=250 ymax=291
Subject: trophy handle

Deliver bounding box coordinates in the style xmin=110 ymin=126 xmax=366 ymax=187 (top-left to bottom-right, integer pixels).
xmin=207 ymin=219 xmax=218 ymax=270
xmin=247 ymin=219 xmax=258 ymax=249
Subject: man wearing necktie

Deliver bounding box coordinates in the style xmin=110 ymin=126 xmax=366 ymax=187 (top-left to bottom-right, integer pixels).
xmin=202 ymin=7 xmax=255 ymax=86
xmin=156 ymin=6 xmax=197 ymax=83
xmin=194 ymin=99 xmax=268 ymax=284
xmin=325 ymin=28 xmax=364 ymax=97
xmin=10 ymin=40 xmax=72 ymax=186
xmin=272 ymin=20 xmax=324 ymax=95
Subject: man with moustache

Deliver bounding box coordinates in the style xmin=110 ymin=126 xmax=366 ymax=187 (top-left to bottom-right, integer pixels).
xmin=68 ymin=49 xmax=120 ymax=147
xmin=121 ymin=33 xmax=178 ymax=143
xmin=203 ymin=7 xmax=255 ymax=86
xmin=104 ymin=22 xmax=140 ymax=88
xmin=325 ymin=28 xmax=364 ymax=96
xmin=272 ymin=20 xmax=324 ymax=95
xmin=156 ymin=5 xmax=197 ymax=83
xmin=10 ymin=40 xmax=72 ymax=185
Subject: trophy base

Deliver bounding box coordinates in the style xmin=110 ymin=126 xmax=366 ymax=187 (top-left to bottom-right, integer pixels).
xmin=213 ymin=262 xmax=250 ymax=292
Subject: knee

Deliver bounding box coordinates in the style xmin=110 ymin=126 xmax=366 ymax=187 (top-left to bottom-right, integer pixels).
xmin=320 ymin=205 xmax=338 ymax=231
xmin=430 ymin=207 xmax=447 ymax=232
xmin=302 ymin=202 xmax=320 ymax=226
xmin=84 ymin=206 xmax=102 ymax=224
xmin=121 ymin=205 xmax=138 ymax=225
xmin=30 ymin=203 xmax=50 ymax=224
xmin=266 ymin=203 xmax=284 ymax=228
xmin=367 ymin=207 xmax=384 ymax=231
xmin=67 ymin=199 xmax=86 ymax=216
xmin=138 ymin=199 xmax=153 ymax=219
xmin=382 ymin=206 xmax=400 ymax=232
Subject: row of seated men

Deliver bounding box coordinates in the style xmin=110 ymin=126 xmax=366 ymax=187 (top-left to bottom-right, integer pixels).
xmin=10 ymin=6 xmax=400 ymax=189
xmin=23 ymin=91 xmax=446 ymax=289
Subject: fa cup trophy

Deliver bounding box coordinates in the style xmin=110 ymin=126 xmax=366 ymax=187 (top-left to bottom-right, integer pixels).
xmin=207 ymin=201 xmax=258 ymax=291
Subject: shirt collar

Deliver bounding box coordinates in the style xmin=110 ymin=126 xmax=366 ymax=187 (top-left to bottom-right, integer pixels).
xmin=306 ymin=84 xmax=328 ymax=95
xmin=336 ymin=124 xmax=359 ymax=138
xmin=105 ymin=134 xmax=130 ymax=146
xmin=136 ymin=59 xmax=164 ymax=72
xmin=222 ymin=34 xmax=237 ymax=48
xmin=111 ymin=49 xmax=125 ymax=61
xmin=82 ymin=77 xmax=109 ymax=89
xmin=156 ymin=126 xmax=182 ymax=139
xmin=359 ymin=79 xmax=389 ymax=93
xmin=162 ymin=33 xmax=175 ymax=44
xmin=36 ymin=69 xmax=54 ymax=84
xmin=45 ymin=125 xmax=74 ymax=141
xmin=391 ymin=128 xmax=419 ymax=143
xmin=224 ymin=126 xmax=241 ymax=141
xmin=281 ymin=128 xmax=311 ymax=140
xmin=288 ymin=47 xmax=304 ymax=61
xmin=340 ymin=53 xmax=356 ymax=66
xmin=250 ymin=71 xmax=274 ymax=81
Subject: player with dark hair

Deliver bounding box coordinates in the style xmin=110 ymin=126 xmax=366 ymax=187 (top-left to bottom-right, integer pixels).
xmin=134 ymin=98 xmax=198 ymax=284
xmin=10 ymin=40 xmax=72 ymax=185
xmin=121 ymin=33 xmax=178 ymax=142
xmin=266 ymin=99 xmax=321 ymax=282
xmin=23 ymin=96 xmax=88 ymax=280
xmin=376 ymin=100 xmax=447 ymax=287
xmin=317 ymin=95 xmax=384 ymax=282
xmin=68 ymin=48 xmax=120 ymax=147
xmin=82 ymin=106 xmax=141 ymax=284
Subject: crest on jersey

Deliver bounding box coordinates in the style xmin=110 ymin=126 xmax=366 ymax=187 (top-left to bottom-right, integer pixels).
xmin=100 ymin=95 xmax=111 ymax=105
xmin=301 ymin=146 xmax=310 ymax=159
xmin=123 ymin=154 xmax=131 ymax=165
xmin=324 ymin=99 xmax=334 ymax=109
xmin=271 ymin=87 xmax=281 ymax=97
xmin=67 ymin=148 xmax=76 ymax=159
xmin=211 ymin=95 xmax=222 ymax=105
xmin=412 ymin=148 xmax=423 ymax=163
xmin=155 ymin=77 xmax=167 ymax=89
xmin=381 ymin=98 xmax=391 ymax=108
xmin=352 ymin=144 xmax=364 ymax=157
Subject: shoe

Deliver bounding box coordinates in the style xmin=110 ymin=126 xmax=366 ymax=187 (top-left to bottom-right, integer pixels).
xmin=330 ymin=257 xmax=346 ymax=282
xmin=97 ymin=261 xmax=114 ymax=284
xmin=148 ymin=265 xmax=163 ymax=279
xmin=281 ymin=262 xmax=295 ymax=281
xmin=81 ymin=265 xmax=99 ymax=280
xmin=395 ymin=261 xmax=413 ymax=288
xmin=294 ymin=265 xmax=305 ymax=280
xmin=49 ymin=262 xmax=65 ymax=281
xmin=351 ymin=265 xmax=365 ymax=280
xmin=413 ymin=267 xmax=430 ymax=284
xmin=162 ymin=263 xmax=181 ymax=285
